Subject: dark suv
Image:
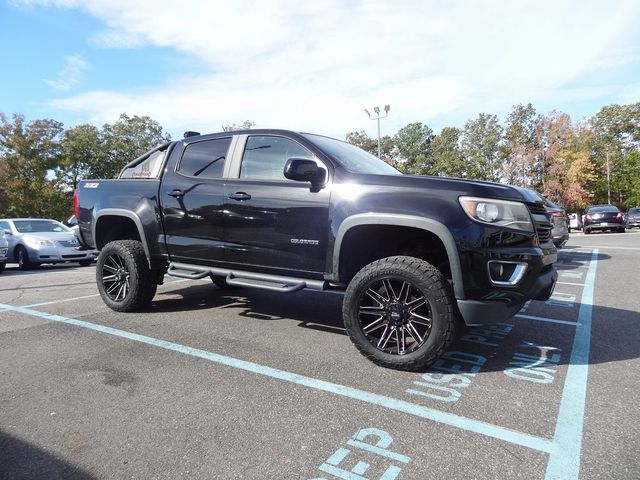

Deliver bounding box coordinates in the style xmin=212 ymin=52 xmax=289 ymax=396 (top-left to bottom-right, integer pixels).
xmin=584 ymin=204 xmax=625 ymax=234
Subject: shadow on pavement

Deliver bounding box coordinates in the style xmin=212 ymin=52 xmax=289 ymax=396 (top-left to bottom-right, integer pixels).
xmin=0 ymin=430 xmax=96 ymax=480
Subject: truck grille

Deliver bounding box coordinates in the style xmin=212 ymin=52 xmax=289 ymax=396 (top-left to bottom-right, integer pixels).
xmin=526 ymin=203 xmax=553 ymax=244
xmin=536 ymin=226 xmax=552 ymax=243
xmin=526 ymin=203 xmax=547 ymax=215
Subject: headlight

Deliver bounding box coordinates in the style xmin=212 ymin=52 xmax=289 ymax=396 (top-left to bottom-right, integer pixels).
xmin=459 ymin=196 xmax=534 ymax=232
xmin=23 ymin=237 xmax=55 ymax=248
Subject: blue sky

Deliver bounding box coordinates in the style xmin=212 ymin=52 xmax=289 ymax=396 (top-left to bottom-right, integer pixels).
xmin=2 ymin=0 xmax=640 ymax=140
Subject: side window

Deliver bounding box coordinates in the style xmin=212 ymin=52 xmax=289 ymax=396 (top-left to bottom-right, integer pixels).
xmin=240 ymin=136 xmax=314 ymax=181
xmin=120 ymin=150 xmax=166 ymax=179
xmin=178 ymin=138 xmax=231 ymax=179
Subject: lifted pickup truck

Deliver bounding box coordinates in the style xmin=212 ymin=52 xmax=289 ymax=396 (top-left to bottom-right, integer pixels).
xmin=76 ymin=129 xmax=557 ymax=370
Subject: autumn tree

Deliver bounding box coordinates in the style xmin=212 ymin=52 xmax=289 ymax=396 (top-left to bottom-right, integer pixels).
xmin=222 ymin=120 xmax=256 ymax=131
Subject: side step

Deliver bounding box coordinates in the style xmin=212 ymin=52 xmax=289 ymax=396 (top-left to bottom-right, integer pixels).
xmin=167 ymin=262 xmax=326 ymax=293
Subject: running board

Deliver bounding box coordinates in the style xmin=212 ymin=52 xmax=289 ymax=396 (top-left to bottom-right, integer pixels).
xmin=167 ymin=262 xmax=326 ymax=293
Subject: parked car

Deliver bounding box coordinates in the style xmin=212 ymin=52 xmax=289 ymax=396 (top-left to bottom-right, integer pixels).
xmin=568 ymin=213 xmax=582 ymax=232
xmin=583 ymin=205 xmax=625 ymax=234
xmin=529 ymin=194 xmax=569 ymax=247
xmin=0 ymin=229 xmax=8 ymax=273
xmin=0 ymin=218 xmax=95 ymax=270
xmin=625 ymin=207 xmax=640 ymax=229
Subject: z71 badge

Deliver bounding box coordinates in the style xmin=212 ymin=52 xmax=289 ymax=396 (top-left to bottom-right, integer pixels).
xmin=291 ymin=238 xmax=319 ymax=245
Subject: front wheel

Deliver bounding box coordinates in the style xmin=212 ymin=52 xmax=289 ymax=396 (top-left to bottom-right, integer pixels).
xmin=16 ymin=245 xmax=32 ymax=270
xmin=0 ymin=262 xmax=5 ymax=274
xmin=96 ymin=240 xmax=158 ymax=312
xmin=79 ymin=259 xmax=93 ymax=267
xmin=343 ymin=256 xmax=457 ymax=371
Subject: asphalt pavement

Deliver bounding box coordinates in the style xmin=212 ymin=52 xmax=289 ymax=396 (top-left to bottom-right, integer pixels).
xmin=1 ymin=230 xmax=639 ymax=479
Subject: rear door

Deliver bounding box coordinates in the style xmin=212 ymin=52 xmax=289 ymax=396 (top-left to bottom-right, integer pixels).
xmin=159 ymin=136 xmax=233 ymax=265
xmin=222 ymin=134 xmax=331 ymax=274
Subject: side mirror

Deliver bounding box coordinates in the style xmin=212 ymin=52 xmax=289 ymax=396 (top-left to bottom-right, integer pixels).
xmin=283 ymin=158 xmax=326 ymax=186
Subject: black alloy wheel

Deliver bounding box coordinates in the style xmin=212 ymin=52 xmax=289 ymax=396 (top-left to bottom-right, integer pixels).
xmin=101 ymin=253 xmax=131 ymax=302
xmin=356 ymin=277 xmax=432 ymax=355
xmin=343 ymin=256 xmax=457 ymax=371
xmin=96 ymin=240 xmax=158 ymax=312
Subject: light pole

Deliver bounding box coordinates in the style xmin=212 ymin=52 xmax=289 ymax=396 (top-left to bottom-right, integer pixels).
xmin=364 ymin=105 xmax=390 ymax=158
xmin=606 ymin=150 xmax=611 ymax=204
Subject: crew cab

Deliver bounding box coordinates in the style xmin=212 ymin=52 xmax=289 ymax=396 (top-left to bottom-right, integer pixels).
xmin=76 ymin=129 xmax=558 ymax=370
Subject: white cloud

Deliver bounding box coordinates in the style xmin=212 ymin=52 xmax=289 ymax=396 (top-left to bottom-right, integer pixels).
xmin=43 ymin=54 xmax=89 ymax=92
xmin=19 ymin=0 xmax=640 ymax=137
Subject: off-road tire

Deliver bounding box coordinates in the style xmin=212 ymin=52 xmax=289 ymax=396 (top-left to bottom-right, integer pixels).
xmin=96 ymin=240 xmax=158 ymax=312
xmin=343 ymin=256 xmax=457 ymax=371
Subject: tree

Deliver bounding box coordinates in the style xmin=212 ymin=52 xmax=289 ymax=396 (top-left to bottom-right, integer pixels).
xmin=590 ymin=103 xmax=640 ymax=204
xmin=57 ymin=124 xmax=104 ymax=190
xmin=432 ymin=127 xmax=467 ymax=177
xmin=393 ymin=122 xmax=434 ymax=175
xmin=460 ymin=113 xmax=503 ymax=181
xmin=623 ymin=151 xmax=640 ymax=207
xmin=0 ymin=113 xmax=68 ymax=218
xmin=503 ymin=103 xmax=540 ymax=188
xmin=96 ymin=113 xmax=171 ymax=179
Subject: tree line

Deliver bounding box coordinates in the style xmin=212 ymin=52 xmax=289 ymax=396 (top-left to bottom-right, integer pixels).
xmin=347 ymin=102 xmax=640 ymax=212
xmin=1 ymin=102 xmax=639 ymax=220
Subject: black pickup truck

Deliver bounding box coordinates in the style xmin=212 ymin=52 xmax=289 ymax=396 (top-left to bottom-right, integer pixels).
xmin=76 ymin=129 xmax=558 ymax=370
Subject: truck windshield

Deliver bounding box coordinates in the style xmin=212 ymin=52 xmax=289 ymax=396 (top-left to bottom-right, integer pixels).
xmin=303 ymin=134 xmax=401 ymax=175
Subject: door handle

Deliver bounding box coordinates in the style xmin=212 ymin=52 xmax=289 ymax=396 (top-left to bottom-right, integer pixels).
xmin=168 ymin=189 xmax=184 ymax=197
xmin=228 ymin=192 xmax=252 ymax=201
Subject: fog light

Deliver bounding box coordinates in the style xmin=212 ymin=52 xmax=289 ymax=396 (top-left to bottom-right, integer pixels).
xmin=487 ymin=261 xmax=527 ymax=286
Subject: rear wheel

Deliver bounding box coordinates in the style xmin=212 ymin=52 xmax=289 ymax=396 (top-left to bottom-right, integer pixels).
xmin=343 ymin=256 xmax=457 ymax=371
xmin=0 ymin=262 xmax=5 ymax=274
xmin=96 ymin=240 xmax=158 ymax=312
xmin=584 ymin=229 xmax=591 ymax=235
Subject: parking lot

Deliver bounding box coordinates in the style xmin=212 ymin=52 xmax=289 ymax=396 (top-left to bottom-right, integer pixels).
xmin=1 ymin=230 xmax=639 ymax=480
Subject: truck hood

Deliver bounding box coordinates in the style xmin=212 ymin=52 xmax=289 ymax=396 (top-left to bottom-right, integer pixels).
xmin=346 ymin=173 xmax=543 ymax=204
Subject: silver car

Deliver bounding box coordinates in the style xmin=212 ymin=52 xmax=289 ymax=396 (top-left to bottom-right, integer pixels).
xmin=0 ymin=229 xmax=8 ymax=273
xmin=0 ymin=218 xmax=94 ymax=270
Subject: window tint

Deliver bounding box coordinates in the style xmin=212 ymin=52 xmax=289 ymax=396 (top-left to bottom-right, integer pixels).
xmin=13 ymin=220 xmax=71 ymax=233
xmin=240 ymin=136 xmax=314 ymax=181
xmin=179 ymin=138 xmax=231 ymax=178
xmin=120 ymin=150 xmax=166 ymax=179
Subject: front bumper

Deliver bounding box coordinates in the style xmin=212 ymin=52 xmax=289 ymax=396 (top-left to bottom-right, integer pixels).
xmin=28 ymin=246 xmax=95 ymax=263
xmin=456 ymin=244 xmax=558 ymax=326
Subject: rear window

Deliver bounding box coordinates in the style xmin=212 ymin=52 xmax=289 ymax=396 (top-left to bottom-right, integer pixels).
xmin=120 ymin=150 xmax=166 ymax=179
xmin=178 ymin=138 xmax=231 ymax=178
xmin=587 ymin=206 xmax=619 ymax=214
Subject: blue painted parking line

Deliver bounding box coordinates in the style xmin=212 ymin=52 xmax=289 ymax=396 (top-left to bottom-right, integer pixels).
xmin=0 ymin=302 xmax=554 ymax=454
xmin=544 ymin=249 xmax=599 ymax=480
